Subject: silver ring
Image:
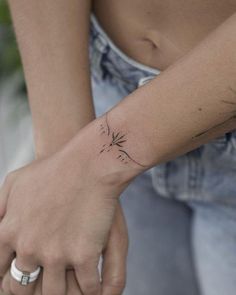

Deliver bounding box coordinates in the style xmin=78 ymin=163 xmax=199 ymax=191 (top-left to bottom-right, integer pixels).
xmin=10 ymin=258 xmax=41 ymax=285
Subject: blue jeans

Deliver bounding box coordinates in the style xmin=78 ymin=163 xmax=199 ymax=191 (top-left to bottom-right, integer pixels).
xmin=90 ymin=14 xmax=236 ymax=295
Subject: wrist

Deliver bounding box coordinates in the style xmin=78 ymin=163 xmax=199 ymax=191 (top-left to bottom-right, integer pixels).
xmin=57 ymin=113 xmax=147 ymax=191
xmin=34 ymin=114 xmax=96 ymax=160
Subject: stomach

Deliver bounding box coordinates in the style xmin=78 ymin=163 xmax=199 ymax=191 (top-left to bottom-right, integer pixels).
xmin=92 ymin=0 xmax=236 ymax=70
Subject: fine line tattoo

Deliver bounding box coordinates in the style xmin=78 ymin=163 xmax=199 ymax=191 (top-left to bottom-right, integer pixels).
xmin=99 ymin=113 xmax=147 ymax=167
xmin=192 ymin=86 xmax=236 ymax=139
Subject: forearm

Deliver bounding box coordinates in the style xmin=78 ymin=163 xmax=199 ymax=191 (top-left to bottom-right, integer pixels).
xmin=59 ymin=12 xmax=236 ymax=186
xmin=8 ymin=0 xmax=94 ymax=158
xmin=110 ymin=12 xmax=236 ymax=168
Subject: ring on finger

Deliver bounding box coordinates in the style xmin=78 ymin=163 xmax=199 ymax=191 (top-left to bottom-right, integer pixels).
xmin=10 ymin=258 xmax=41 ymax=286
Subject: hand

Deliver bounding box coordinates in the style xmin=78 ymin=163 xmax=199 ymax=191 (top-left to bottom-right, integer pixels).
xmin=0 ymin=118 xmax=132 ymax=295
xmin=101 ymin=204 xmax=128 ymax=295
xmin=0 ymin=203 xmax=128 ymax=295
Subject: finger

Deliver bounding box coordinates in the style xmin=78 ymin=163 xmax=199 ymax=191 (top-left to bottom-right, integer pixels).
xmin=74 ymin=262 xmax=101 ymax=295
xmin=32 ymin=270 xmax=43 ymax=295
xmin=10 ymin=257 xmax=39 ymax=295
xmin=101 ymin=205 xmax=128 ymax=295
xmin=0 ymin=216 xmax=15 ymax=277
xmin=0 ymin=175 xmax=11 ymax=219
xmin=0 ymin=247 xmax=14 ymax=277
xmin=42 ymin=265 xmax=66 ymax=295
xmin=1 ymin=269 xmax=13 ymax=295
xmin=66 ymin=269 xmax=83 ymax=295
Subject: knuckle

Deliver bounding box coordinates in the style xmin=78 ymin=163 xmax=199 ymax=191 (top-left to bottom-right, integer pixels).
xmin=41 ymin=248 xmax=64 ymax=267
xmin=73 ymin=251 xmax=98 ymax=269
xmin=17 ymin=239 xmax=35 ymax=258
xmin=74 ymin=258 xmax=95 ymax=272
xmin=73 ymin=257 xmax=87 ymax=270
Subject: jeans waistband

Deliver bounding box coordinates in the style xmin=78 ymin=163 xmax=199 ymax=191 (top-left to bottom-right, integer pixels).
xmin=90 ymin=14 xmax=161 ymax=75
xmin=90 ymin=14 xmax=162 ymax=90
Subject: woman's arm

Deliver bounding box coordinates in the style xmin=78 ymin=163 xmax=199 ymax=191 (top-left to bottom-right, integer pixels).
xmin=108 ymin=11 xmax=236 ymax=170
xmin=7 ymin=0 xmax=94 ymax=157
xmin=1 ymin=8 xmax=236 ymax=295
xmin=61 ymin=11 xmax=236 ymax=183
xmin=3 ymin=1 xmax=128 ymax=295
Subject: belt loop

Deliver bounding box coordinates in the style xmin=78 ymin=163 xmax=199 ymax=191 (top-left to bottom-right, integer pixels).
xmin=93 ymin=34 xmax=109 ymax=80
xmin=94 ymin=33 xmax=108 ymax=53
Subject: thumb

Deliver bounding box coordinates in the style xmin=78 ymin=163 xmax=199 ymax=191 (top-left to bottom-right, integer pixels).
xmin=102 ymin=204 xmax=129 ymax=295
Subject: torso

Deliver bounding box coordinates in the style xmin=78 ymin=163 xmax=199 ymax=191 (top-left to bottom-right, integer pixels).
xmin=92 ymin=0 xmax=236 ymax=70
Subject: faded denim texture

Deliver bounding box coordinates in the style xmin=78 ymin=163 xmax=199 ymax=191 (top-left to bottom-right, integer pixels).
xmin=0 ymin=12 xmax=236 ymax=295
xmin=90 ymin=14 xmax=236 ymax=295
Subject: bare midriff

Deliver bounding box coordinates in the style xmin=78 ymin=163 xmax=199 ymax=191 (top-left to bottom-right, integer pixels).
xmin=92 ymin=0 xmax=236 ymax=70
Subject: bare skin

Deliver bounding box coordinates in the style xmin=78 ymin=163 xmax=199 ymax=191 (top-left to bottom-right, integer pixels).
xmin=93 ymin=0 xmax=236 ymax=70
xmin=0 ymin=1 xmax=236 ymax=295
xmin=1 ymin=1 xmax=128 ymax=295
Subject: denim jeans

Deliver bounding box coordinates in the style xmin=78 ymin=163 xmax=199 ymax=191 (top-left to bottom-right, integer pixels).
xmin=1 ymin=13 xmax=236 ymax=295
xmin=90 ymin=13 xmax=236 ymax=295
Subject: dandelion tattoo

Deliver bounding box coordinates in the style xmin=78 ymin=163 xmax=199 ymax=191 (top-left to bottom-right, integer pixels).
xmin=99 ymin=113 xmax=147 ymax=167
xmin=192 ymin=86 xmax=236 ymax=139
